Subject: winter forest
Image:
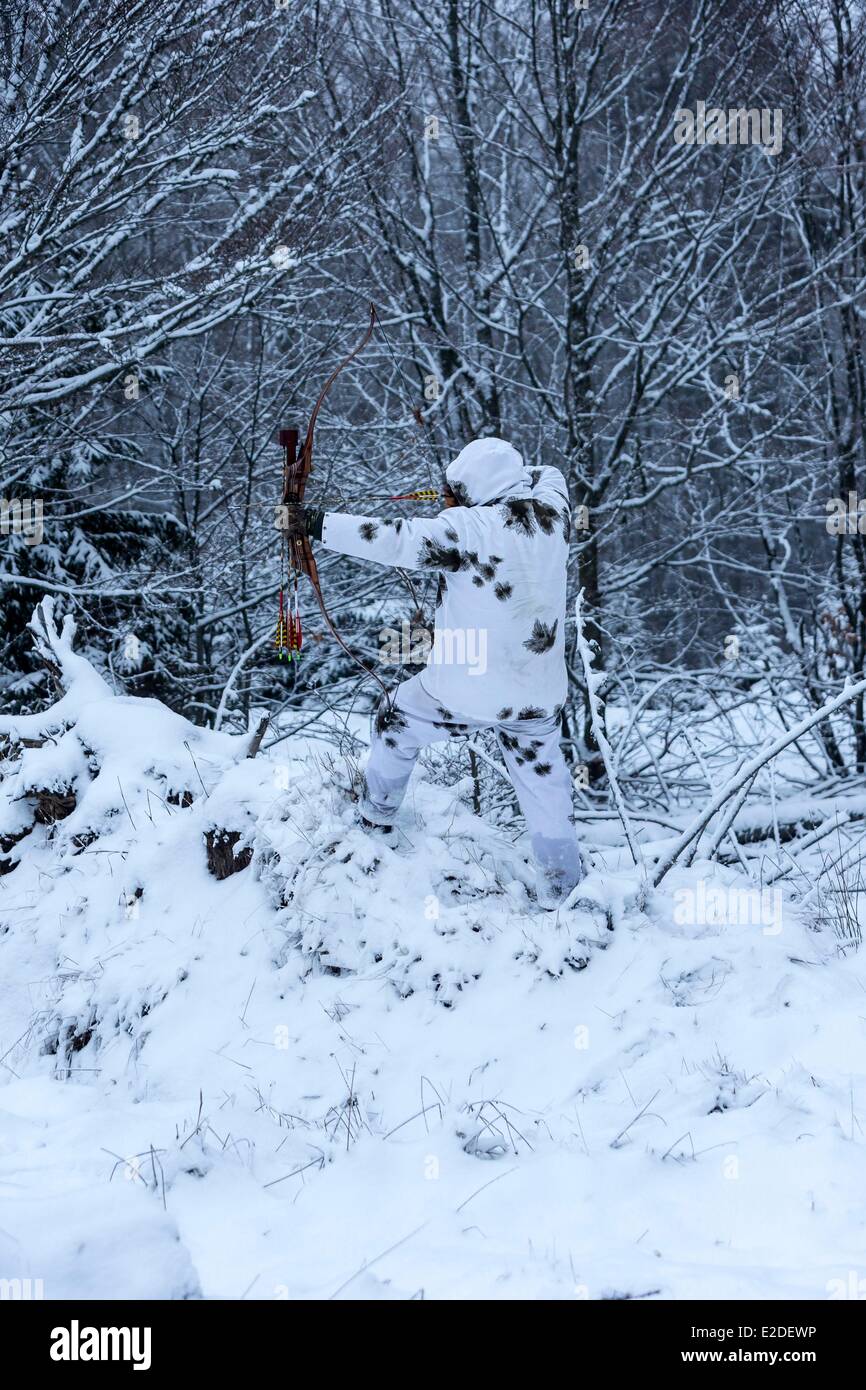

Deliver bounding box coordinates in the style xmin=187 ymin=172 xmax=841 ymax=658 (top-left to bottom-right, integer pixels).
xmin=2 ymin=0 xmax=866 ymax=1311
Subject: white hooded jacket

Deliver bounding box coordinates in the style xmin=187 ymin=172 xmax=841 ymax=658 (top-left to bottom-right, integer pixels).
xmin=319 ymin=437 xmax=571 ymax=722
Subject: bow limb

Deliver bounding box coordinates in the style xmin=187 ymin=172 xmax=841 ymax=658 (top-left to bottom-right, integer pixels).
xmin=299 ymin=302 xmax=377 ymax=475
xmin=279 ymin=304 xmax=376 ymax=515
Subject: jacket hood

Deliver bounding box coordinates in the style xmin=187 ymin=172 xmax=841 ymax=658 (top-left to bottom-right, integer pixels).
xmin=445 ymin=437 xmax=531 ymax=507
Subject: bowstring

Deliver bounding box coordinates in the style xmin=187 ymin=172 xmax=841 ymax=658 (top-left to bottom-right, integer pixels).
xmin=371 ymin=306 xmax=447 ymax=701
xmin=286 ymin=306 xmax=392 ymax=719
xmin=298 ymin=303 xmax=443 ymax=725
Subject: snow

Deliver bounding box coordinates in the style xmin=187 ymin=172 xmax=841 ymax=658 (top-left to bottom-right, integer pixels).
xmin=2 ymin=615 xmax=866 ymax=1300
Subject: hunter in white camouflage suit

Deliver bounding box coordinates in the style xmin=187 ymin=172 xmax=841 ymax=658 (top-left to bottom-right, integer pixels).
xmin=304 ymin=437 xmax=585 ymax=906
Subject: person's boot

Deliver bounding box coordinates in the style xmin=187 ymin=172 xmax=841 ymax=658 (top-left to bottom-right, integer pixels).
xmin=561 ymin=870 xmax=613 ymax=931
xmin=358 ymin=813 xmax=393 ymax=834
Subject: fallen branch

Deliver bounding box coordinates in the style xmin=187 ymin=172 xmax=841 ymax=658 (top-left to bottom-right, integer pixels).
xmin=763 ymin=811 xmax=853 ymax=884
xmin=652 ymin=674 xmax=866 ymax=886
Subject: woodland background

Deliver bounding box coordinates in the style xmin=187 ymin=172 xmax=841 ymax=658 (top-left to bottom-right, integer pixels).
xmin=2 ymin=0 xmax=866 ymax=806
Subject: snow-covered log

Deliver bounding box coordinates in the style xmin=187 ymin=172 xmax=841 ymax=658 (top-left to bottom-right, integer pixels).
xmin=0 ymin=601 xmax=263 ymax=878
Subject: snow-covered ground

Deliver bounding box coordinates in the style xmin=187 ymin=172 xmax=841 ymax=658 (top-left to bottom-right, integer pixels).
xmin=1 ymin=604 xmax=865 ymax=1300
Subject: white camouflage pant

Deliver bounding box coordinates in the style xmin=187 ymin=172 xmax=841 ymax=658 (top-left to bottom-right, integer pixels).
xmin=360 ymin=674 xmax=585 ymax=903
